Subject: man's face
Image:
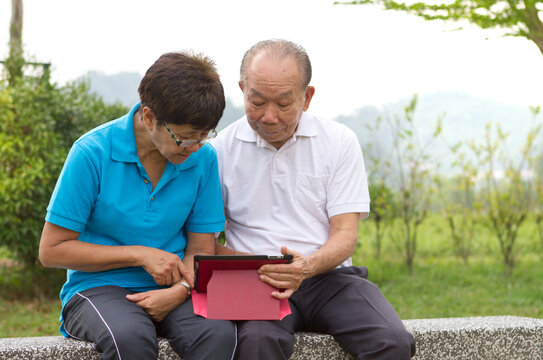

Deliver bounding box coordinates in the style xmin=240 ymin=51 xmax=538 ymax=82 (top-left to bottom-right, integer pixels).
xmin=240 ymin=53 xmax=314 ymax=149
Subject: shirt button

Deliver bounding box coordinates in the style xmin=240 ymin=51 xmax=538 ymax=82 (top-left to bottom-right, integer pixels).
xmin=144 ymin=179 xmax=149 ymax=184
xmin=151 ymin=196 xmax=155 ymax=201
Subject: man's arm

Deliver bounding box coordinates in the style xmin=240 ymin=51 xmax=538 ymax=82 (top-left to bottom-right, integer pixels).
xmin=258 ymin=212 xmax=362 ymax=299
xmin=305 ymin=212 xmax=363 ymax=274
xmin=215 ymin=241 xmax=251 ymax=255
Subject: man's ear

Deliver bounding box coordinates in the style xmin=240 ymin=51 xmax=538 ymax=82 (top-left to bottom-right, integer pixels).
xmin=303 ymin=86 xmax=315 ymax=111
xmin=238 ymin=81 xmax=244 ymax=92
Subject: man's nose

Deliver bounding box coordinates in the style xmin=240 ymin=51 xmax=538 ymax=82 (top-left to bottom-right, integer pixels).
xmin=261 ymin=105 xmax=279 ymax=123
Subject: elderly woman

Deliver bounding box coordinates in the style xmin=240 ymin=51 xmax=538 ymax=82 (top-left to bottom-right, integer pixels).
xmin=39 ymin=51 xmax=236 ymax=360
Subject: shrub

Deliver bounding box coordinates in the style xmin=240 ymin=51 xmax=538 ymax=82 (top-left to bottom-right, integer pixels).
xmin=0 ymin=75 xmax=127 ymax=275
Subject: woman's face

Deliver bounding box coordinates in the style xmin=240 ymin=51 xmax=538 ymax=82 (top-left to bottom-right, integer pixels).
xmin=141 ymin=107 xmax=208 ymax=164
xmin=156 ymin=122 xmax=207 ymax=164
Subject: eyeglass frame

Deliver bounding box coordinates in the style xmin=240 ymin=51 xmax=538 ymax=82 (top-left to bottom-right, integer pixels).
xmin=162 ymin=121 xmax=217 ymax=148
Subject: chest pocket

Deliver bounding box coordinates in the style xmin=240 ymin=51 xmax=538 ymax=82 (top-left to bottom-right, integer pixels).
xmin=295 ymin=174 xmax=327 ymax=215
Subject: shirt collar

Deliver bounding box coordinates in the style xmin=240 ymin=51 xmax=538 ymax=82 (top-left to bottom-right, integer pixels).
xmin=235 ymin=112 xmax=318 ymax=147
xmin=295 ymin=112 xmax=318 ymax=137
xmin=111 ymin=103 xmax=140 ymax=163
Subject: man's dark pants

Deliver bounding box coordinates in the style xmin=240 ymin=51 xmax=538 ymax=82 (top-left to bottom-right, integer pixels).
xmin=235 ymin=266 xmax=416 ymax=360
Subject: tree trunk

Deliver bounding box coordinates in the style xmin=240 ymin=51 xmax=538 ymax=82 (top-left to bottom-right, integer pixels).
xmin=524 ymin=1 xmax=543 ymax=56
xmin=7 ymin=0 xmax=24 ymax=85
xmin=531 ymin=35 xmax=543 ymax=56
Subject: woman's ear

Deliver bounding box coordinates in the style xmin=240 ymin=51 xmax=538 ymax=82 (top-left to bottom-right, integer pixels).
xmin=141 ymin=106 xmax=157 ymax=130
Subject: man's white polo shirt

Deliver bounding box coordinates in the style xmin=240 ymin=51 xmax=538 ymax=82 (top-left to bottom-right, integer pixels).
xmin=212 ymin=112 xmax=370 ymax=267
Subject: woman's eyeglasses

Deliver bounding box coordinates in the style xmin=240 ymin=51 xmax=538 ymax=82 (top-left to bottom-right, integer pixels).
xmin=163 ymin=122 xmax=217 ymax=148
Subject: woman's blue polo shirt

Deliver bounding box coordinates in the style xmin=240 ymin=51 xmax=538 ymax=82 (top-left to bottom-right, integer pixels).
xmin=45 ymin=103 xmax=225 ymax=336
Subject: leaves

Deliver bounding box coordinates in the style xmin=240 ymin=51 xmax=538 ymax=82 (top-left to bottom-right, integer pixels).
xmin=358 ymin=90 xmax=543 ymax=274
xmin=467 ymin=115 xmax=542 ymax=273
xmin=363 ymin=94 xmax=439 ymax=273
xmin=341 ymin=0 xmax=543 ymax=55
xmin=0 ymin=72 xmax=128 ymax=268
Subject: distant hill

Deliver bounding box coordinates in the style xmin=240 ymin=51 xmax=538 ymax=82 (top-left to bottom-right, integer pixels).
xmin=79 ymin=71 xmax=142 ymax=107
xmin=335 ymin=92 xmax=541 ymax=171
xmin=337 ymin=91 xmax=538 ymax=146
xmin=80 ymin=72 xmax=541 ymax=169
xmin=79 ymin=71 xmax=245 ymax=130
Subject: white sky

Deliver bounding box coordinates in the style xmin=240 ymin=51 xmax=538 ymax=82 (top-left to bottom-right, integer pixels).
xmin=1 ymin=0 xmax=542 ymax=119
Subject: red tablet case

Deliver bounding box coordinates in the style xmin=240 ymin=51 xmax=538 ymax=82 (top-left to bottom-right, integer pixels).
xmin=191 ymin=256 xmax=292 ymax=320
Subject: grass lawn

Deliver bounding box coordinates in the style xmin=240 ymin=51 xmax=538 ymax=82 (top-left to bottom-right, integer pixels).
xmin=1 ymin=215 xmax=542 ymax=338
xmin=357 ymin=254 xmax=543 ymax=320
xmin=353 ymin=215 xmax=543 ymax=320
xmin=0 ymin=247 xmax=64 ymax=338
xmin=0 ymin=298 xmax=62 ymax=338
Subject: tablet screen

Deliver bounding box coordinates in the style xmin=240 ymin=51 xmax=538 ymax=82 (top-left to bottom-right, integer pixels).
xmin=193 ymin=254 xmax=293 ymax=292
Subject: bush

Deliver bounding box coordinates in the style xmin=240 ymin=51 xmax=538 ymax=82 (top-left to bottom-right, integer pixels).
xmin=0 ymin=75 xmax=128 ymax=274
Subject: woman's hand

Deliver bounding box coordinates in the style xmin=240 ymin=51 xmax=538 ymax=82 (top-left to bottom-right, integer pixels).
xmin=140 ymin=247 xmax=193 ymax=287
xmin=125 ymin=284 xmax=189 ymax=322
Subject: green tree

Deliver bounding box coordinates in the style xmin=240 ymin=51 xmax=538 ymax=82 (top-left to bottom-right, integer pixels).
xmin=536 ymin=174 xmax=543 ymax=250
xmin=531 ymin=108 xmax=543 ymax=251
xmin=0 ymin=72 xmax=127 ymax=276
xmin=344 ymin=0 xmax=543 ymax=55
xmin=368 ymin=180 xmax=396 ymax=259
xmin=1 ymin=0 xmax=128 ymax=295
xmin=467 ymin=112 xmax=541 ymax=274
xmin=384 ymin=95 xmax=441 ymax=273
xmin=436 ymin=146 xmax=481 ymax=263
xmin=364 ymin=117 xmax=397 ymax=259
xmin=0 ymin=78 xmax=64 ymax=270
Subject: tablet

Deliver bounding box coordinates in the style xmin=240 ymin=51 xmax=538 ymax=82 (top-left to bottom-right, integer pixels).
xmin=193 ymin=254 xmax=293 ymax=292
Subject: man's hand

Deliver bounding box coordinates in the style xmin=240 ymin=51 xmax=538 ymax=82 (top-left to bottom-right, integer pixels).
xmin=125 ymin=285 xmax=188 ymax=322
xmin=257 ymin=246 xmax=312 ymax=300
xmin=140 ymin=248 xmax=193 ymax=287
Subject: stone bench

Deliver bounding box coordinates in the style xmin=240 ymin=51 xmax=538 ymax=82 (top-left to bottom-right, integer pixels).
xmin=1 ymin=316 xmax=542 ymax=359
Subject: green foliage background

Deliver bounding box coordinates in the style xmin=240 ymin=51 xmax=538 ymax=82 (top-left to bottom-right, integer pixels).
xmin=0 ymin=73 xmax=127 ymax=284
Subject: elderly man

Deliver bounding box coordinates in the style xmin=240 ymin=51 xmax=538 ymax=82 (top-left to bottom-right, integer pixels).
xmin=212 ymin=39 xmax=416 ymax=360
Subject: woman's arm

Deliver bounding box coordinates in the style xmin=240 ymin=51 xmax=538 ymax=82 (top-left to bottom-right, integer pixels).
xmin=39 ymin=221 xmax=191 ymax=286
xmin=182 ymin=231 xmax=217 ymax=284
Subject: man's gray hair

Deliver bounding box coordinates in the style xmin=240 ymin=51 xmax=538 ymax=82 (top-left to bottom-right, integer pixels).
xmin=239 ymin=39 xmax=312 ymax=89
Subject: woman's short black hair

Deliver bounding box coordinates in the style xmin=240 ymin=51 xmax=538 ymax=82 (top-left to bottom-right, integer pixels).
xmin=138 ymin=51 xmax=225 ymax=130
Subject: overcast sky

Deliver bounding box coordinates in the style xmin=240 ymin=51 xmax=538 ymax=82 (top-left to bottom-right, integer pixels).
xmin=1 ymin=0 xmax=542 ymax=119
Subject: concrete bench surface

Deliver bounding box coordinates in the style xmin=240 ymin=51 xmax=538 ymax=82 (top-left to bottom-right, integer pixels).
xmin=1 ymin=316 xmax=542 ymax=359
